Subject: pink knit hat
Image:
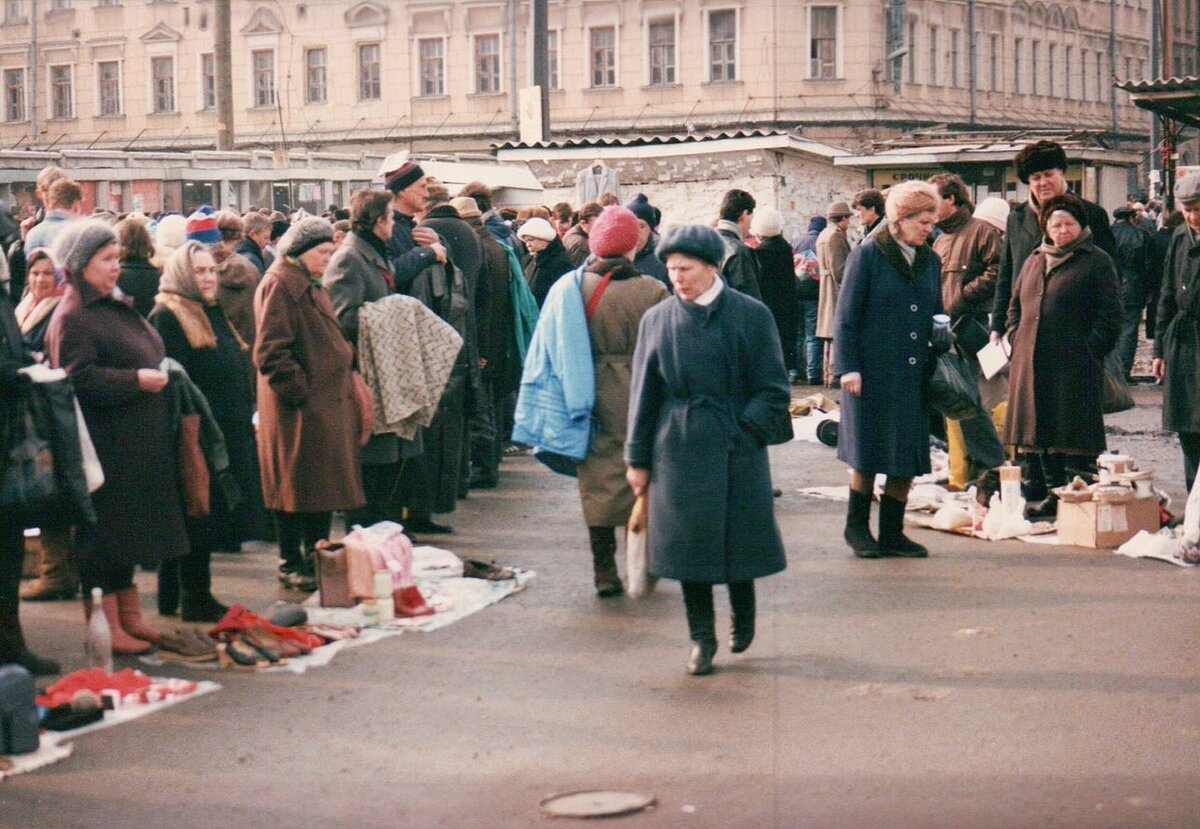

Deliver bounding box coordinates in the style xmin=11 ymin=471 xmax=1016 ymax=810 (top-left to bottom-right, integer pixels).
xmin=588 ymin=206 xmax=641 ymax=258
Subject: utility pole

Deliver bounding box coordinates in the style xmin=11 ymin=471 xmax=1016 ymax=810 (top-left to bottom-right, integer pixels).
xmin=532 ymin=0 xmax=550 ymax=141
xmin=215 ymin=0 xmax=234 ymax=150
xmin=1150 ymin=0 xmax=1161 ymax=198
xmin=1109 ymin=0 xmax=1118 ymax=135
xmin=968 ymin=0 xmax=977 ymax=126
xmin=29 ymin=0 xmax=37 ymax=145
xmin=508 ymin=0 xmax=518 ymax=134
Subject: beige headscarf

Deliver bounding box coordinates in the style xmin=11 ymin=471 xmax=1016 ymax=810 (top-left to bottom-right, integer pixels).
xmin=155 ymin=239 xmax=246 ymax=351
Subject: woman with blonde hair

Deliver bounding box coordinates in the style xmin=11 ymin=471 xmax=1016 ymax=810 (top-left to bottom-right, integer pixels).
xmin=834 ymin=180 xmax=944 ymax=558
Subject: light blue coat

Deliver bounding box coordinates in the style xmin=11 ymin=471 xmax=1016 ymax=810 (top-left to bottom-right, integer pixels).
xmin=512 ymin=266 xmax=594 ymax=464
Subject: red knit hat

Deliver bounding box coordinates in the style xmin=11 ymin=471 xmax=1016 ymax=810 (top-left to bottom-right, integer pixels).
xmin=588 ymin=206 xmax=641 ymax=258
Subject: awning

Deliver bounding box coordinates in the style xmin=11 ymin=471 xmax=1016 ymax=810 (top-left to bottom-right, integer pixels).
xmin=1115 ymin=76 xmax=1200 ymax=128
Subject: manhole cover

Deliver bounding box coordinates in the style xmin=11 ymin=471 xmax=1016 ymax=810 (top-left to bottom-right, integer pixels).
xmin=539 ymin=789 xmax=656 ymax=818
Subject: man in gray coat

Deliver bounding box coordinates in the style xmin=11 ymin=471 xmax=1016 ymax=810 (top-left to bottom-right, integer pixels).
xmin=714 ymin=189 xmax=763 ymax=300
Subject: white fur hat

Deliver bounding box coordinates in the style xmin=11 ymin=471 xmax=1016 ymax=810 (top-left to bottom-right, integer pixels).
xmin=973 ymin=197 xmax=1011 ymax=233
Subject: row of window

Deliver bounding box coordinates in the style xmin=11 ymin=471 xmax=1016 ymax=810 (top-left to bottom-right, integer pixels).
xmin=897 ymin=23 xmax=1160 ymax=101
xmin=4 ymin=0 xmax=122 ymax=22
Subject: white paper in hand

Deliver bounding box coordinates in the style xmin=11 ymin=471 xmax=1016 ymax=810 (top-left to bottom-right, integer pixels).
xmin=977 ymin=337 xmax=1010 ymax=381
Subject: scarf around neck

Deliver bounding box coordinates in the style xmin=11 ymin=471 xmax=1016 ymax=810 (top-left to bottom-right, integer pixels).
xmin=1039 ymin=226 xmax=1093 ymax=274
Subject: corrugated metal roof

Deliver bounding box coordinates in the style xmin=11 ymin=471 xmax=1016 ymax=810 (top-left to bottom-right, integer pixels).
xmin=1114 ymin=75 xmax=1200 ymax=93
xmin=1115 ymin=76 xmax=1200 ymax=127
xmin=493 ymin=128 xmax=845 ymax=155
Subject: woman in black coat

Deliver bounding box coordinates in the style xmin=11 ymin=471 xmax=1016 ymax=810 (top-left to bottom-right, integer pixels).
xmin=517 ymin=217 xmax=575 ymax=308
xmin=626 ymin=225 xmax=790 ymax=676
xmin=751 ymin=209 xmax=799 ymax=377
xmin=115 ymin=218 xmax=161 ymax=318
xmin=833 ymin=181 xmax=943 ymax=559
xmin=150 ymin=241 xmax=263 ymax=621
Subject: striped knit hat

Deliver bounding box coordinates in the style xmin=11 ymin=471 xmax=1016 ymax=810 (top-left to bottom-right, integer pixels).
xmin=185 ymin=209 xmax=221 ymax=245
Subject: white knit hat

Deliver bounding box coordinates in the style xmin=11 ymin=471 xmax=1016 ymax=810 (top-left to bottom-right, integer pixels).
xmin=973 ymin=197 xmax=1010 ymax=233
xmin=750 ymin=206 xmax=783 ymax=237
xmin=516 ymin=216 xmax=556 ymax=242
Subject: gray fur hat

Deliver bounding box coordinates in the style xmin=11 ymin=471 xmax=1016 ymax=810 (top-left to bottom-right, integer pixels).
xmin=277 ymin=217 xmax=334 ymax=259
xmin=655 ymin=224 xmax=725 ymax=267
xmin=52 ymin=218 xmax=117 ymax=280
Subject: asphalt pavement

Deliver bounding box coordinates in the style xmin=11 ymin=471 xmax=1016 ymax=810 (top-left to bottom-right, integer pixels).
xmin=1 ymin=382 xmax=1197 ymax=829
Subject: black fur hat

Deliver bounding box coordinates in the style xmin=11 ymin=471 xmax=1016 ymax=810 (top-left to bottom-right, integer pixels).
xmin=1038 ymin=193 xmax=1089 ymax=232
xmin=1014 ymin=140 xmax=1068 ymax=184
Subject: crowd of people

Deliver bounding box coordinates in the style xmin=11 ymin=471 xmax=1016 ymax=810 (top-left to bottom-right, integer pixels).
xmin=2 ymin=138 xmax=1199 ymax=679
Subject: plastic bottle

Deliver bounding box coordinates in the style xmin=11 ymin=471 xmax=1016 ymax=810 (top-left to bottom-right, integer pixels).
xmin=85 ymin=587 xmax=114 ymax=673
xmin=374 ymin=571 xmax=395 ymax=623
xmin=361 ymin=596 xmax=380 ymax=628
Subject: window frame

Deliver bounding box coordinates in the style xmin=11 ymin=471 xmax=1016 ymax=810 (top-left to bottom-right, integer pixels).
xmin=907 ymin=19 xmax=917 ymax=84
xmin=96 ymin=58 xmax=123 ymax=117
xmin=646 ymin=15 xmax=677 ymax=86
xmin=198 ymin=51 xmax=215 ymax=111
xmin=587 ymin=25 xmax=618 ymax=89
xmin=949 ymin=28 xmax=961 ymax=88
xmin=473 ymin=32 xmax=502 ymax=95
xmin=303 ymin=47 xmax=327 ymax=104
xmin=357 ymin=43 xmax=380 ymax=101
xmin=4 ymin=1 xmax=26 ymax=25
xmin=251 ymin=48 xmax=276 ymax=108
xmin=807 ymin=5 xmax=841 ymax=81
xmin=928 ymin=24 xmax=939 ymax=86
xmin=4 ymin=66 xmax=25 ymax=122
xmin=48 ymin=62 xmax=73 ymax=119
xmin=989 ymin=33 xmax=1000 ymax=92
xmin=416 ymin=36 xmax=446 ymax=98
xmin=149 ymin=54 xmax=175 ymax=114
xmin=708 ymin=8 xmax=738 ymax=83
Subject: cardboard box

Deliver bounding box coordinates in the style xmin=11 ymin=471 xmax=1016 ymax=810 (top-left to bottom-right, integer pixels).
xmin=1056 ymin=496 xmax=1160 ymax=548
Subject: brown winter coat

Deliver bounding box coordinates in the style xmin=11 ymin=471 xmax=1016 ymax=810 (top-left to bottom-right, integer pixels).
xmin=576 ymin=261 xmax=668 ymax=526
xmin=1004 ymin=235 xmax=1121 ymax=455
xmin=562 ymin=224 xmax=590 ymax=267
xmin=815 ymin=224 xmax=850 ymax=339
xmin=214 ymin=245 xmax=262 ymax=348
xmin=253 ymin=257 xmax=365 ymax=513
xmin=46 ymin=279 xmax=190 ymax=569
xmin=932 ymin=206 xmax=1002 ymax=319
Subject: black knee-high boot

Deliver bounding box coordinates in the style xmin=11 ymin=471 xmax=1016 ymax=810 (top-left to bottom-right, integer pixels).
xmin=728 ymin=580 xmax=755 ymax=653
xmin=587 ymin=526 xmax=623 ymax=597
xmin=179 ymin=551 xmax=228 ymax=623
xmin=681 ymin=581 xmax=716 ymax=675
xmin=844 ymin=489 xmax=880 ymax=558
xmin=157 ymin=557 xmax=181 ymax=616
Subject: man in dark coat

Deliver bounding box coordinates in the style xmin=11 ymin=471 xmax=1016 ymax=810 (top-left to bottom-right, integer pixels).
xmin=451 ymin=196 xmax=515 ymax=489
xmin=562 ymin=202 xmax=601 ymax=267
xmin=1111 ymin=206 xmax=1151 ymax=378
xmin=236 ymin=212 xmax=271 ymax=276
xmin=851 ymin=189 xmax=885 ymax=243
xmin=626 ymin=193 xmax=668 ymax=288
xmin=793 ymin=215 xmax=825 ymax=385
xmin=0 ymin=287 xmax=60 ymax=675
xmin=1152 ymin=173 xmax=1200 ymax=490
xmin=715 ymin=188 xmax=763 ymax=300
xmin=990 ymin=140 xmax=1116 ymax=342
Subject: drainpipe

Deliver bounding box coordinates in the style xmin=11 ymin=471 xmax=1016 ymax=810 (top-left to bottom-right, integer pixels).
xmin=29 ymin=0 xmax=37 ymax=145
xmin=968 ymin=0 xmax=977 ymax=126
xmin=1109 ymin=0 xmax=1118 ymax=135
xmin=508 ymin=0 xmax=518 ymax=135
xmin=1149 ymin=0 xmax=1161 ymax=197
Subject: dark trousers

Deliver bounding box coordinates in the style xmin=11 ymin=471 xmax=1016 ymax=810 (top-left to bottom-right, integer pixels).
xmin=347 ymin=463 xmax=403 ymax=529
xmin=274 ymin=511 xmax=331 ymax=571
xmin=470 ymin=379 xmax=501 ymax=478
xmin=1180 ymin=432 xmax=1200 ymax=492
xmin=1117 ymin=304 xmax=1143 ymax=378
xmin=157 ymin=551 xmax=215 ymax=612
xmin=680 ymin=580 xmax=755 ymax=642
xmin=0 ymin=522 xmax=25 ymax=660
xmin=1020 ymin=451 xmax=1096 ymax=500
xmin=797 ymin=299 xmax=822 ymax=382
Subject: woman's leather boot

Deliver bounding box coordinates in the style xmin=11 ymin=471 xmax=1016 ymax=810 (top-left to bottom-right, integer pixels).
xmin=85 ymin=592 xmax=152 ymax=655
xmin=877 ymin=496 xmax=929 ymax=558
xmin=728 ymin=580 xmax=756 ymax=653
xmin=588 ymin=526 xmax=624 ymax=597
xmin=844 ymin=489 xmax=881 ymax=558
xmin=114 ymin=586 xmax=161 ymax=644
xmin=20 ymin=528 xmax=78 ymax=601
xmin=682 ymin=582 xmax=717 ymax=676
xmin=179 ymin=551 xmax=229 ymax=623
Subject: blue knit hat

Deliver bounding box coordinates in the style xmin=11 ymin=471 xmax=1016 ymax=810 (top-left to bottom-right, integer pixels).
xmin=655 ymin=224 xmax=725 ymax=267
xmin=625 ymin=193 xmax=661 ymax=229
xmin=185 ymin=210 xmax=221 ymax=245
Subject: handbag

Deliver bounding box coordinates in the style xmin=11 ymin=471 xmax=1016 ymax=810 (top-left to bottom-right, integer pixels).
xmin=350 ymin=371 xmax=375 ymax=447
xmin=0 ymin=387 xmax=57 ymax=519
xmin=624 ymin=494 xmax=657 ymax=598
xmin=1101 ymin=349 xmax=1134 ymax=414
xmin=178 ymin=412 xmax=211 ymax=518
xmin=314 ymin=541 xmax=355 ymax=608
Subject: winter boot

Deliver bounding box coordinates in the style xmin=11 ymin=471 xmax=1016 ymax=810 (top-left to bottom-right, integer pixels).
xmin=179 ymin=551 xmax=229 ymax=623
xmin=844 ymin=489 xmax=881 ymax=558
xmin=877 ymin=496 xmax=929 ymax=558
xmin=588 ymin=526 xmax=624 ymax=598
xmin=157 ymin=557 xmax=181 ymax=616
xmin=114 ymin=586 xmax=161 ymax=644
xmin=682 ymin=582 xmax=717 ymax=676
xmin=20 ymin=528 xmax=78 ymax=601
xmin=728 ymin=580 xmax=756 ymax=654
xmin=393 ymin=585 xmax=435 ymax=617
xmin=0 ymin=612 xmax=60 ymax=675
xmin=85 ymin=592 xmax=152 ymax=655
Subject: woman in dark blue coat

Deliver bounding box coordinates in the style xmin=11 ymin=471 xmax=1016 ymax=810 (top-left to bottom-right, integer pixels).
xmin=833 ymin=181 xmax=943 ymax=559
xmin=626 ymin=225 xmax=790 ymax=677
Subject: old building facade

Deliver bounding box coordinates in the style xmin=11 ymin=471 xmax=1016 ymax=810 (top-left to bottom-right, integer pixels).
xmin=0 ymin=0 xmax=1191 ymax=158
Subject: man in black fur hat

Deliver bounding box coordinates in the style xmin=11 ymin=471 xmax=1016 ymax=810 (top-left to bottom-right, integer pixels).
xmin=989 ymin=140 xmax=1116 ymax=342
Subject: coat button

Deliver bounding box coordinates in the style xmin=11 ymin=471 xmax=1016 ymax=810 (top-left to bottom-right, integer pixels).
xmin=910 ymin=332 xmax=918 ymax=340
xmin=910 ymin=304 xmax=918 ymax=312
xmin=908 ymin=356 xmax=917 ymax=365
